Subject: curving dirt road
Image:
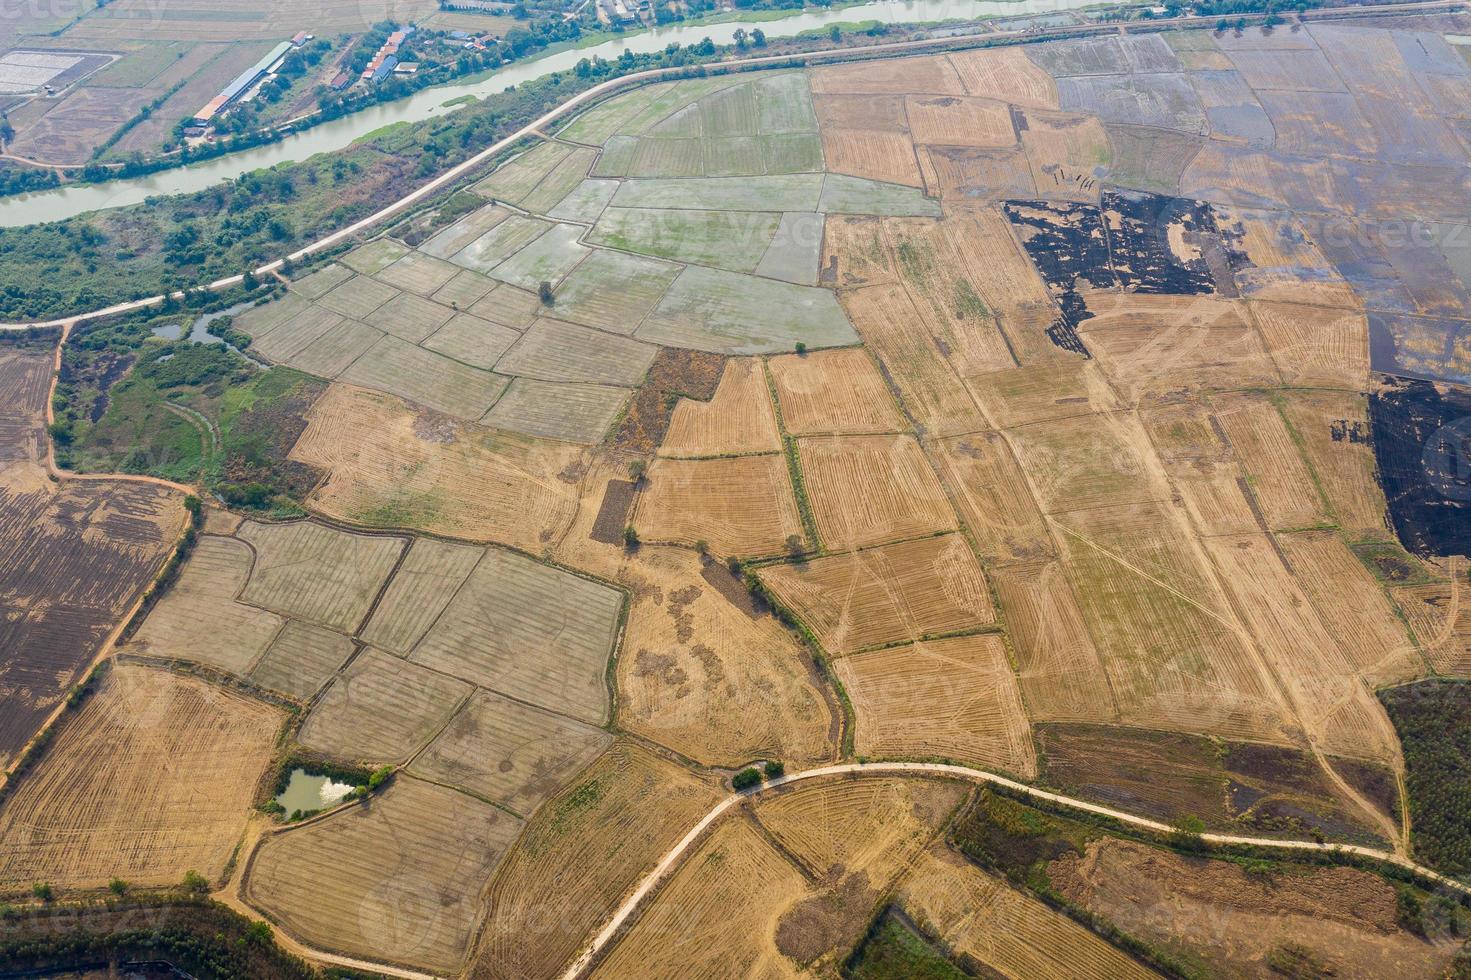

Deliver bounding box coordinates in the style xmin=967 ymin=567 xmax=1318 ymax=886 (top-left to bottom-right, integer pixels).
xmin=556 ymin=760 xmax=1471 ymax=980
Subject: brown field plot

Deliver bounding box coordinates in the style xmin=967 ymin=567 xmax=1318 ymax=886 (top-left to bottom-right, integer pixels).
xmin=1203 ymin=532 xmax=1398 ymax=765
xmin=900 ymin=842 xmax=1160 ymax=980
xmin=1211 ymin=392 xmax=1332 ymax=531
xmin=1078 ymin=293 xmax=1280 ymax=401
xmin=236 ymin=520 xmax=405 ymax=633
xmin=0 ymin=664 xmax=284 ymax=891
xmin=1393 ymin=576 xmax=1471 ymax=676
xmin=590 ymin=817 xmax=810 ymax=979
xmin=1006 ymin=411 xmax=1167 ymax=514
xmin=1276 ymin=390 xmax=1387 ymax=537
xmin=753 ymin=776 xmax=965 ymax=886
xmin=1250 ymin=300 xmax=1369 ymax=388
xmin=758 ymin=533 xmax=993 ymax=654
xmin=1050 ymin=838 xmax=1455 ymax=978
xmin=797 ymin=434 xmax=957 ymax=550
xmin=835 ymin=634 xmax=1037 ymax=776
xmin=633 ymin=454 xmax=804 ymax=556
xmin=1051 ymin=501 xmax=1292 ymax=742
xmin=658 ymin=357 xmax=782 ymax=457
xmin=769 ymin=348 xmax=906 ymax=435
xmin=611 ymin=547 xmax=837 ymax=767
xmin=473 ymin=742 xmax=721 ymax=980
xmin=409 ymin=688 xmax=612 ymax=815
xmin=246 ymin=776 xmax=522 ymax=975
xmin=288 ymin=384 xmax=585 ymax=551
xmin=1278 ymin=532 xmax=1421 ymax=685
xmin=945 ymin=47 xmax=1059 ymax=108
xmin=991 ymin=560 xmax=1117 ymax=725
xmin=810 ymin=55 xmax=964 ymax=96
xmin=819 ymin=127 xmax=923 ymax=187
xmin=299 ymin=647 xmax=471 ymax=764
xmin=407 ymin=548 xmax=622 ymax=725
xmin=929 ymin=431 xmax=1052 ymax=564
xmin=905 ymin=95 xmax=1016 ymax=147
xmin=838 ymin=284 xmax=988 ymax=436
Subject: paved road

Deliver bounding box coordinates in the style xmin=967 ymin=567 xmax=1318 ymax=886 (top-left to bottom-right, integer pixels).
xmin=6 ymin=0 xmax=1462 ymax=331
xmin=556 ymin=760 xmax=1471 ymax=980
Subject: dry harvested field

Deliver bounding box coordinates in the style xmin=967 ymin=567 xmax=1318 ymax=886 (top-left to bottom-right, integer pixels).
xmin=658 ymin=357 xmax=781 ymax=457
xmin=289 ymin=384 xmax=586 ymax=551
xmin=0 ymin=663 xmax=284 ymax=891
xmin=797 ymin=434 xmax=957 ymax=550
xmin=590 ymin=816 xmax=811 ymax=979
xmin=235 ymin=520 xmax=405 ymax=633
xmin=758 ymin=533 xmax=994 ymax=654
xmin=1051 ymin=838 xmax=1456 ymax=977
xmin=901 ymin=843 xmax=1159 ymax=980
xmin=473 ymin=742 xmax=722 ymax=980
xmin=245 ymin=775 xmax=523 ymax=975
xmin=752 ymin=776 xmax=965 ymax=886
xmin=0 ymin=348 xmax=185 ymax=769
xmin=633 ymin=454 xmax=805 ymax=556
xmin=768 ymin=348 xmax=906 ymax=436
xmin=611 ymin=547 xmax=837 ymax=768
xmin=836 ymin=634 xmax=1037 ymax=776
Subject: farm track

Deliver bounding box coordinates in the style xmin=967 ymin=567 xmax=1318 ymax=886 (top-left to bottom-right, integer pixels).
xmin=1 ymin=0 xmax=1466 ymax=332
xmin=557 ymin=761 xmax=1471 ymax=980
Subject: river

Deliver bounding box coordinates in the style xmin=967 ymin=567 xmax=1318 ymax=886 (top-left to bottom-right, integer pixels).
xmin=0 ymin=0 xmax=1099 ymax=228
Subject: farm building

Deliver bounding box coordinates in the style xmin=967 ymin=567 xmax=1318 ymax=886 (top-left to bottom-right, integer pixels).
xmin=192 ymin=41 xmax=293 ymax=125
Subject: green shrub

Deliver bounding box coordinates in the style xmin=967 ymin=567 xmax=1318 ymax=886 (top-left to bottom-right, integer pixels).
xmin=732 ymin=767 xmax=762 ymax=791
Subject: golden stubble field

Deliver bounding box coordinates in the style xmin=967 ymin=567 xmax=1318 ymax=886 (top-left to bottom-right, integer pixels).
xmin=11 ymin=26 xmax=1471 ymax=976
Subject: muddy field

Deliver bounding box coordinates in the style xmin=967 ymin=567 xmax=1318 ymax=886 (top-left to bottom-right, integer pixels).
xmin=0 ymin=349 xmax=186 ymax=769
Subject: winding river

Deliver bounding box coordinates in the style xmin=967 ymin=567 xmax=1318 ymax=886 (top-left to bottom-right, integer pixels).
xmin=0 ymin=0 xmax=1099 ymax=227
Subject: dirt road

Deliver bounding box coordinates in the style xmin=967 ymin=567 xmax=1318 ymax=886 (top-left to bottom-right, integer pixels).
xmin=556 ymin=760 xmax=1471 ymax=980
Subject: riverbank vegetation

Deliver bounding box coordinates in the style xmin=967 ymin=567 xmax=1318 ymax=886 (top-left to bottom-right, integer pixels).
xmin=52 ymin=306 xmax=327 ymax=511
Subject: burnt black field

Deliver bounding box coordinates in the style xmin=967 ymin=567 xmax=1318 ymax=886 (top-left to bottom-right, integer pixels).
xmin=1003 ymin=190 xmax=1240 ymax=356
xmin=1368 ymin=376 xmax=1471 ymax=558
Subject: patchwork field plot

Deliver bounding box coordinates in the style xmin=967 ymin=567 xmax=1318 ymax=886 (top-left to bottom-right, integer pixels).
xmin=475 ymin=742 xmax=721 ymax=980
xmin=485 ymin=378 xmax=630 ymax=444
xmin=605 ymin=546 xmax=836 ymax=768
xmin=753 ymin=776 xmax=965 ymax=886
xmin=236 ymin=520 xmax=405 ymax=633
xmin=288 ymin=385 xmax=585 ymax=551
xmin=130 ymin=534 xmax=283 ymax=676
xmin=247 ymin=620 xmax=354 ymax=701
xmin=836 ymin=634 xmax=1036 ymax=775
xmin=796 ymin=434 xmax=957 ymax=549
xmin=658 ymin=357 xmax=781 ymax=457
xmin=300 ymin=647 xmax=471 ymax=764
xmin=408 ymin=688 xmax=612 ymax=815
xmin=494 ymin=317 xmax=656 ymax=387
xmin=0 ymin=664 xmax=284 ymax=890
xmin=246 ymin=776 xmax=522 ymax=975
xmin=408 ymin=548 xmax=622 ymax=724
xmin=633 ymin=454 xmax=804 ymax=556
xmin=758 ymin=533 xmax=994 ymax=654
xmin=358 ymin=537 xmax=483 ymax=654
xmin=901 ymin=843 xmax=1160 ymax=980
xmin=591 ymin=817 xmax=813 ymax=978
xmin=768 ymin=348 xmax=906 ymax=435
xmin=929 ymin=430 xmax=1052 ymax=565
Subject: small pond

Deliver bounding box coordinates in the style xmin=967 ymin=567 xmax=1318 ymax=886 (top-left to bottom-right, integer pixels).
xmin=275 ymin=768 xmax=359 ymax=816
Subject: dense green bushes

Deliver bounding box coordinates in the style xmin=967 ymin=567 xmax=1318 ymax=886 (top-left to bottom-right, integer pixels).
xmin=1380 ymin=679 xmax=1471 ymax=875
